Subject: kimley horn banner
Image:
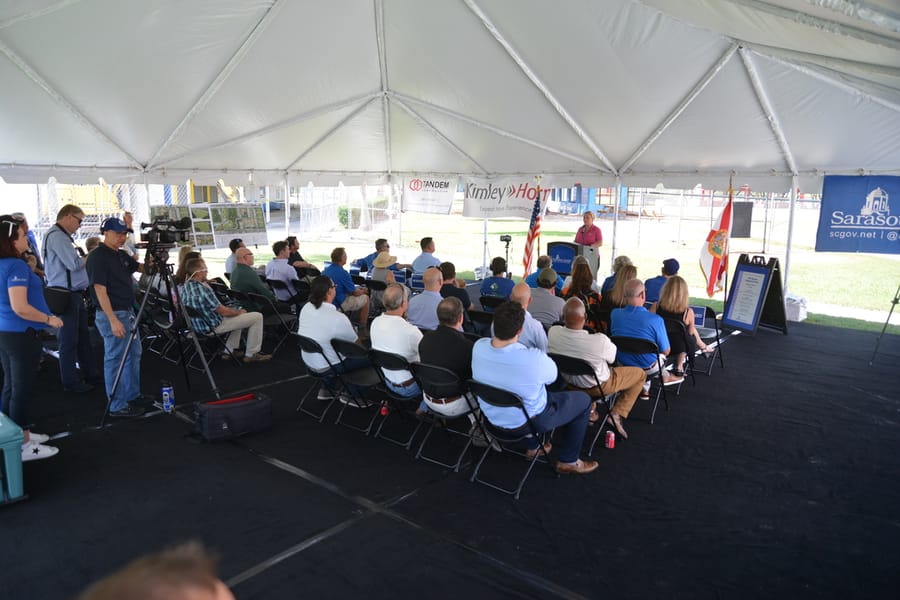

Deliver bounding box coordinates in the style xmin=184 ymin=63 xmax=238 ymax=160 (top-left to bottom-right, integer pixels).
xmin=815 ymin=175 xmax=900 ymax=254
xmin=401 ymin=176 xmax=458 ymax=214
xmin=462 ymin=176 xmax=556 ymax=219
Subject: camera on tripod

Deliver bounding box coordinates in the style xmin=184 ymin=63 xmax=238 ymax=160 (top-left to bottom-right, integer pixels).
xmin=499 ymin=234 xmax=512 ymax=243
xmin=138 ymin=217 xmax=192 ymax=251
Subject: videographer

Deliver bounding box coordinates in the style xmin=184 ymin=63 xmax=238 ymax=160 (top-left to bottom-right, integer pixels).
xmin=86 ymin=218 xmax=152 ymax=418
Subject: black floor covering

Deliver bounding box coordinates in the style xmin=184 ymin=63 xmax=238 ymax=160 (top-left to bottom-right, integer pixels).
xmin=2 ymin=322 xmax=899 ymax=599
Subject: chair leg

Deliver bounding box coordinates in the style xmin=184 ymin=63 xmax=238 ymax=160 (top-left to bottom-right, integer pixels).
xmin=296 ymin=380 xmax=338 ymax=423
xmin=373 ymin=404 xmax=424 ymax=450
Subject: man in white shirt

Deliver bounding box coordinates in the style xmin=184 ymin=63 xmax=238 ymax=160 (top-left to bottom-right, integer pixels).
xmin=297 ymin=276 xmax=361 ymax=373
xmin=368 ymin=283 xmax=423 ymax=401
xmin=548 ymin=298 xmax=646 ymax=439
xmin=411 ymin=237 xmax=441 ymax=273
xmin=527 ymin=268 xmax=566 ymax=328
xmin=265 ymin=240 xmax=300 ymax=302
xmin=406 ymin=267 xmax=443 ymax=330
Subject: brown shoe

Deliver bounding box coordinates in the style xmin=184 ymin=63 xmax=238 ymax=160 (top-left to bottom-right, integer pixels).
xmin=555 ymin=459 xmax=599 ymax=475
xmin=243 ymin=353 xmax=272 ymax=363
xmin=524 ymin=441 xmax=552 ymax=459
xmin=609 ymin=412 xmax=628 ymax=439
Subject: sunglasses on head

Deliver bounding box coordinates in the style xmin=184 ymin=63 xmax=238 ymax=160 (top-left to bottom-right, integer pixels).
xmin=1 ymin=218 xmax=22 ymax=238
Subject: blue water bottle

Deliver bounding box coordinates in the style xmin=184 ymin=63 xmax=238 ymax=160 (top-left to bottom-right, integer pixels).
xmin=161 ymin=380 xmax=174 ymax=413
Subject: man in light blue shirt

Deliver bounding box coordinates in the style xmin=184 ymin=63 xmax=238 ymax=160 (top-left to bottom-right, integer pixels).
xmin=471 ymin=301 xmax=597 ymax=475
xmin=411 ymin=237 xmax=441 ymax=273
xmin=406 ymin=267 xmax=442 ymax=330
xmin=491 ymin=282 xmax=547 ymax=352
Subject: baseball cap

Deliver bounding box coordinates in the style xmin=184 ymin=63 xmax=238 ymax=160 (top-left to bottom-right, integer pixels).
xmin=100 ymin=217 xmax=132 ymax=233
xmin=663 ymin=258 xmax=680 ymax=275
xmin=538 ymin=268 xmax=558 ymax=285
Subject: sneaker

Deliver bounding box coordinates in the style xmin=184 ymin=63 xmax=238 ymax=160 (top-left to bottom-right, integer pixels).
xmin=108 ymin=404 xmax=145 ymax=418
xmin=64 ymin=382 xmax=94 ymax=393
xmin=28 ymin=432 xmax=50 ymax=444
xmin=243 ymin=353 xmax=272 ymax=363
xmin=317 ymin=388 xmax=335 ymax=400
xmin=471 ymin=426 xmax=501 ymax=451
xmin=21 ymin=441 xmax=59 ymax=462
xmin=338 ymin=394 xmax=374 ymax=408
xmin=662 ymin=374 xmax=684 ymax=386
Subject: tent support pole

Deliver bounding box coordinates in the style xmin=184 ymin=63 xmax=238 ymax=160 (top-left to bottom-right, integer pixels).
xmin=784 ymin=176 xmax=798 ymax=296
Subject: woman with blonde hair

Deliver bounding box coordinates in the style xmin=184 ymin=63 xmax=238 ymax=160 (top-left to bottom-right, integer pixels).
xmin=601 ymin=255 xmax=631 ymax=294
xmin=606 ymin=264 xmax=637 ymax=308
xmin=651 ymin=275 xmax=713 ymax=374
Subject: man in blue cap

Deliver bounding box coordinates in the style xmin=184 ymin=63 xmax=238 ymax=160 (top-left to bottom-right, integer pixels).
xmin=86 ymin=217 xmax=151 ymax=418
xmin=644 ymin=258 xmax=679 ymax=304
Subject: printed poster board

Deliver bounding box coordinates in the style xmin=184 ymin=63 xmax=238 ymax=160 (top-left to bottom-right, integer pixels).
xmin=723 ymin=254 xmax=787 ymax=335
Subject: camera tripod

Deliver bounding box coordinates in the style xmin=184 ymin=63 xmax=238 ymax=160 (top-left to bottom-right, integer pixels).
xmin=869 ymin=283 xmax=900 ymax=366
xmin=501 ymin=236 xmax=512 ymax=276
xmin=100 ymin=248 xmax=220 ymax=426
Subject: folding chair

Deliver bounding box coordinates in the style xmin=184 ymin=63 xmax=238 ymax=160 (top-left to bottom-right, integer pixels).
xmin=696 ymin=306 xmax=725 ymax=375
xmin=662 ymin=317 xmax=696 ymax=390
xmin=367 ymin=349 xmax=425 ymax=449
xmin=294 ymin=333 xmax=342 ymax=422
xmin=467 ymin=380 xmax=557 ymax=499
xmin=479 ymin=295 xmax=505 ymax=312
xmin=411 ymin=362 xmax=486 ymax=472
xmin=609 ymin=336 xmax=668 ymax=424
xmin=267 ymin=278 xmax=307 ymax=307
xmin=548 ymin=353 xmax=616 ymax=456
xmin=207 ymin=280 xmax=230 ymax=303
xmin=247 ymin=292 xmax=298 ymax=355
xmin=182 ymin=305 xmax=243 ymax=370
xmin=329 ymin=338 xmax=382 ymax=435
xmin=467 ymin=309 xmax=493 ymax=337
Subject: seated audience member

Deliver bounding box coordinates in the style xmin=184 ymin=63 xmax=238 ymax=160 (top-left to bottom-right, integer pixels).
xmin=297 ymin=276 xmax=364 ymax=381
xmin=502 ymin=282 xmax=548 ymax=352
xmin=411 ymin=236 xmax=441 ymax=273
xmin=650 ymin=275 xmax=714 ymax=375
xmin=563 ymin=259 xmax=604 ymax=331
xmin=604 ymin=264 xmax=637 ymax=309
xmin=407 ymin=267 xmax=443 ymax=330
xmin=363 ymin=238 xmax=411 ymax=272
xmin=644 ymin=258 xmax=679 ymax=303
xmin=480 ymin=257 xmax=515 ymax=299
xmin=75 ymin=541 xmax=235 ymax=600
xmin=265 ymin=241 xmax=304 ymax=303
xmin=370 ymin=251 xmax=398 ymax=285
xmin=224 ymin=238 xmax=244 ymax=277
xmin=471 ymin=301 xmax=598 ymax=475
xmin=419 ymin=297 xmax=474 ymax=385
xmin=548 ymin=298 xmax=646 ymax=438
xmin=524 ymin=255 xmax=564 ymax=295
xmin=528 ymin=268 xmax=566 ymax=328
xmin=229 ymin=247 xmax=289 ymax=313
xmin=439 ymin=261 xmax=471 ymax=310
xmin=610 ymin=279 xmax=683 ymax=386
xmin=284 ymin=235 xmax=319 ymax=280
xmin=173 ymin=250 xmax=201 ymax=286
xmin=369 ymin=283 xmax=424 ymax=402
xmin=84 ymin=236 xmax=101 ymax=254
xmin=562 ymin=255 xmax=599 ymax=293
xmin=323 ymin=247 xmax=369 ymax=326
xmin=181 ymin=258 xmax=271 ymax=363
xmin=601 ymin=255 xmax=633 ymax=294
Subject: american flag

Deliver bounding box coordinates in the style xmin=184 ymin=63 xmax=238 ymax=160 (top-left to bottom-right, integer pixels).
xmin=522 ymin=187 xmax=542 ymax=275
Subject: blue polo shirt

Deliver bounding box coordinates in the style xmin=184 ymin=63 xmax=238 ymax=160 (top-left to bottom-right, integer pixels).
xmin=480 ymin=276 xmax=515 ymax=299
xmin=644 ymin=275 xmax=669 ymax=303
xmin=610 ymin=305 xmax=670 ymax=368
xmin=0 ymin=258 xmax=50 ymax=332
xmin=323 ymin=263 xmax=356 ymax=306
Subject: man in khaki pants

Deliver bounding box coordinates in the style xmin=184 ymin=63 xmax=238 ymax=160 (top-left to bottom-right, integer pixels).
xmin=181 ymin=257 xmax=271 ymax=363
xmin=547 ymin=298 xmax=646 ymax=439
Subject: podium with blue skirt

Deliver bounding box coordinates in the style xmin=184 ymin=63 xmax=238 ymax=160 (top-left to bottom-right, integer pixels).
xmin=0 ymin=411 xmax=26 ymax=504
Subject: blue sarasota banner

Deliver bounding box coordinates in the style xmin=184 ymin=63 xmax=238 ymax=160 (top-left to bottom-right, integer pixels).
xmin=815 ymin=175 xmax=900 ymax=254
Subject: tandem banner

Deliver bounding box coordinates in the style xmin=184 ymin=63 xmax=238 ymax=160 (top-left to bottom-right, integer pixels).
xmin=815 ymin=175 xmax=900 ymax=254
xmin=461 ymin=176 xmax=556 ymax=219
xmin=401 ymin=176 xmax=458 ymax=214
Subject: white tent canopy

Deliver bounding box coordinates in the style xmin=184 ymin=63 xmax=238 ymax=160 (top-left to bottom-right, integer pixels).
xmin=1 ymin=0 xmax=898 ymax=192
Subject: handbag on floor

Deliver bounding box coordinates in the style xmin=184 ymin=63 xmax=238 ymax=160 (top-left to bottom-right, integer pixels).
xmin=194 ymin=393 xmax=272 ymax=441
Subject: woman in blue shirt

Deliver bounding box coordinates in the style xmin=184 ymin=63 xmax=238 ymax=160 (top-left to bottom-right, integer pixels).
xmin=0 ymin=214 xmax=63 ymax=461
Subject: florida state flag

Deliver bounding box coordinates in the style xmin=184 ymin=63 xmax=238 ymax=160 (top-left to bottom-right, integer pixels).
xmin=700 ymin=185 xmax=733 ymax=297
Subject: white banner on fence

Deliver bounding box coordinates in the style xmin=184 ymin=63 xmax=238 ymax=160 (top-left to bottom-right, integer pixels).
xmin=462 ymin=176 xmax=555 ymax=219
xmin=401 ymin=176 xmax=458 ymax=214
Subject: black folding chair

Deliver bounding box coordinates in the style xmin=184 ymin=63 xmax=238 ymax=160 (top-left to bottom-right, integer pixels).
xmin=467 ymin=380 xmax=557 ymax=499
xmin=182 ymin=304 xmax=243 ymax=370
xmin=267 ymin=278 xmax=308 ymax=307
xmin=610 ymin=336 xmax=668 ymax=424
xmin=294 ymin=333 xmax=342 ymax=422
xmin=548 ymin=353 xmax=616 ymax=456
xmin=248 ymin=292 xmax=297 ymax=355
xmin=410 ymin=362 xmax=486 ymax=472
xmin=208 ymin=280 xmax=230 ymax=303
xmin=663 ymin=317 xmax=696 ymax=390
xmin=696 ymin=306 xmax=725 ymax=375
xmin=479 ymin=295 xmax=505 ymax=311
xmin=330 ymin=338 xmax=382 ymax=435
xmin=467 ymin=309 xmax=493 ymax=337
xmin=367 ymin=349 xmax=425 ymax=449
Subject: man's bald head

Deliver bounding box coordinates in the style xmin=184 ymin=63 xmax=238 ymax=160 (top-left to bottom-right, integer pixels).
xmin=563 ymin=298 xmax=586 ymax=329
xmin=423 ymin=266 xmax=442 ymax=291
xmin=510 ymin=282 xmax=532 ymax=307
xmin=624 ymin=278 xmax=645 ymax=306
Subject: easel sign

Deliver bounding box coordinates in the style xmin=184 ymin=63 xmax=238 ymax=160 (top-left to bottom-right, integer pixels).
xmin=723 ymin=254 xmax=788 ymax=335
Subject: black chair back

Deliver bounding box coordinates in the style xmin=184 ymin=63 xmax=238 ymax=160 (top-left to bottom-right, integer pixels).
xmin=365 ymin=279 xmax=387 ymax=292
xmin=331 ymin=337 xmax=368 ymax=361
xmin=368 ymin=348 xmax=411 ymax=374
xmin=548 ymin=353 xmax=599 ymax=383
xmin=411 ymin=362 xmax=466 ymax=399
xmin=479 ymin=295 xmax=505 ymax=311
xmin=610 ymin=336 xmax=660 ymax=357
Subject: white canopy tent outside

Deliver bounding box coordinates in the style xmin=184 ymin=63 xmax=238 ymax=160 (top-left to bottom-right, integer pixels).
xmin=1 ymin=0 xmax=899 ymax=286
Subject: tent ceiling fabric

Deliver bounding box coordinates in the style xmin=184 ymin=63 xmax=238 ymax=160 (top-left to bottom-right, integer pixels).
xmin=0 ymin=0 xmax=898 ymax=192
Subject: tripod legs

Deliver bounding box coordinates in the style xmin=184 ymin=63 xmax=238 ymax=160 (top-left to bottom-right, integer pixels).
xmin=869 ymin=284 xmax=900 ymax=366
